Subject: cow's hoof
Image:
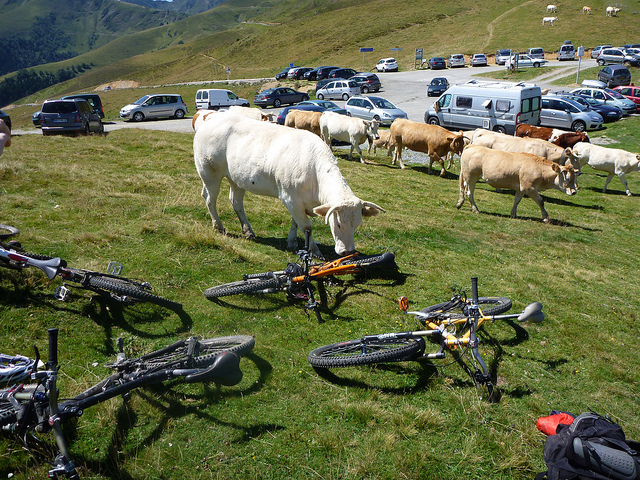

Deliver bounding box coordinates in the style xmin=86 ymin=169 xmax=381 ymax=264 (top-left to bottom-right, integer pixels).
xmin=627 ymin=191 xmax=633 ymax=197
xmin=439 ymin=171 xmax=446 ymax=178
xmin=543 ymin=218 xmax=550 ymax=224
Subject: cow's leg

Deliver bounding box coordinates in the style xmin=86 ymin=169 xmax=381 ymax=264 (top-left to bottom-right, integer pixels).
xmin=522 ymin=190 xmax=550 ymax=223
xmin=392 ymin=140 xmax=405 ymax=168
xmin=352 ymin=138 xmax=366 ymax=164
xmin=602 ymin=173 xmax=615 ymax=193
xmin=282 ymin=201 xmax=323 ymax=258
xmin=456 ymin=171 xmax=467 ymax=209
xmin=616 ymin=173 xmax=633 ymax=196
xmin=429 ymin=152 xmax=447 ymax=177
xmin=287 ymin=217 xmax=299 ymax=251
xmin=227 ymin=180 xmax=255 ymax=239
xmin=200 ymin=179 xmax=225 ymax=234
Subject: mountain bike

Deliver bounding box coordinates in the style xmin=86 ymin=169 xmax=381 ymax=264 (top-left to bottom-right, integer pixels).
xmin=0 ymin=328 xmax=254 ymax=479
xmin=308 ymin=277 xmax=544 ymax=402
xmin=204 ymin=230 xmax=397 ymax=322
xmin=0 ymin=224 xmax=181 ymax=310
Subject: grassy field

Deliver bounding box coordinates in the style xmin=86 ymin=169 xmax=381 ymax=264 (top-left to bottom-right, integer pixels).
xmin=1 ymin=112 xmax=639 ymax=478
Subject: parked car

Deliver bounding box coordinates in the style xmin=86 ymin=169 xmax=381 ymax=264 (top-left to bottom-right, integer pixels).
xmin=349 ymin=73 xmax=381 ymax=93
xmin=60 ymin=94 xmax=104 ymax=118
xmin=327 ymin=68 xmax=358 ymax=80
xmin=558 ymin=42 xmax=576 ymax=61
xmin=316 ymin=80 xmax=360 ymax=101
xmin=31 ymin=110 xmax=41 ymax=126
xmin=304 ymin=66 xmax=327 ymax=81
xmin=425 ymin=57 xmax=446 ymax=70
xmin=315 ymin=79 xmax=333 ymax=93
xmin=40 ymin=99 xmax=103 ymax=135
xmin=316 ymin=66 xmax=339 ymax=80
xmin=376 ymin=58 xmax=398 ymax=72
xmin=596 ymin=48 xmax=640 ymax=67
xmin=254 ymin=87 xmax=309 ymax=108
xmin=506 ymin=54 xmax=547 ymax=69
xmin=558 ymin=93 xmax=623 ymax=123
xmin=527 ymin=47 xmax=545 ymax=59
xmin=119 ymin=94 xmax=188 ymax=121
xmin=345 ymin=95 xmax=407 ymax=126
xmin=597 ymin=65 xmax=631 ymax=87
xmin=288 ymin=67 xmax=313 ymax=80
xmin=427 ymin=77 xmax=450 ymax=97
xmin=0 ymin=109 xmax=11 ymax=130
xmin=612 ymin=85 xmax=640 ymax=112
xmin=591 ymin=45 xmax=612 ymax=59
xmin=297 ymin=100 xmax=347 ymax=115
xmin=539 ymin=95 xmax=602 ymax=131
xmin=495 ymin=49 xmax=512 ymax=65
xmin=570 ymin=86 xmax=637 ymax=115
xmin=276 ymin=104 xmax=325 ymax=125
xmin=447 ymin=54 xmax=465 ymax=68
xmin=471 ymin=54 xmax=488 ymax=67
xmin=276 ymin=66 xmax=295 ymax=80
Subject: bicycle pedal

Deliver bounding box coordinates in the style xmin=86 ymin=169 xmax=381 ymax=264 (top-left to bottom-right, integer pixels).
xmin=107 ymin=262 xmax=123 ymax=276
xmin=54 ymin=285 xmax=70 ymax=301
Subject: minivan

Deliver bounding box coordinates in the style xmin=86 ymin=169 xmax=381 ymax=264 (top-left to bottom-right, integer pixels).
xmin=424 ymin=80 xmax=542 ymax=134
xmin=40 ymin=99 xmax=103 ymax=135
xmin=195 ymin=89 xmax=250 ymax=110
xmin=527 ymin=47 xmax=545 ymax=60
xmin=558 ymin=42 xmax=576 ymax=61
xmin=60 ymin=94 xmax=104 ymax=118
xmin=119 ymin=94 xmax=188 ymax=122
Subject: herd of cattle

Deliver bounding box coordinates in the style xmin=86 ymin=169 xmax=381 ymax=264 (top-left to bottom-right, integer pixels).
xmin=191 ymin=106 xmax=640 ymax=255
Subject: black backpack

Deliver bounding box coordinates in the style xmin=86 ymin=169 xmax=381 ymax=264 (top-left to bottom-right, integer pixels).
xmin=537 ymin=411 xmax=640 ymax=480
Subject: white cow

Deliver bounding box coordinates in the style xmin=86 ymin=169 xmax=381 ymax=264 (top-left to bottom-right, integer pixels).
xmin=572 ymin=143 xmax=640 ymax=196
xmin=193 ymin=111 xmax=385 ymax=257
xmin=542 ymin=16 xmax=558 ymax=25
xmin=320 ymin=112 xmax=380 ymax=163
xmin=0 ymin=119 xmax=10 ymax=157
xmin=582 ymin=5 xmax=592 ymax=14
xmin=547 ymin=4 xmax=557 ymax=13
xmin=606 ymin=5 xmax=620 ymax=16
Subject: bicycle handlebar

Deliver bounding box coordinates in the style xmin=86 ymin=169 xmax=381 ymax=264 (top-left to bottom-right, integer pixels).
xmin=47 ymin=328 xmax=58 ymax=370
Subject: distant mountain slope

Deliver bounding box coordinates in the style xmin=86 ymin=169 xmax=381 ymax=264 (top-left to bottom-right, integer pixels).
xmin=0 ymin=0 xmax=185 ymax=76
xmin=121 ymin=0 xmax=227 ymax=15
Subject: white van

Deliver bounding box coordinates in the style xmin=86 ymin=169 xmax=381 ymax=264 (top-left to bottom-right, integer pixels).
xmin=195 ymin=89 xmax=250 ymax=110
xmin=557 ymin=42 xmax=576 ymax=61
xmin=424 ymin=80 xmax=542 ymax=134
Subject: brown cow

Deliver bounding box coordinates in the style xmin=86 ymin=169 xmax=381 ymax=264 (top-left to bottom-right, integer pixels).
xmin=457 ymin=145 xmax=577 ymax=223
xmin=389 ymin=119 xmax=465 ymax=174
xmin=285 ymin=109 xmax=323 ymax=137
xmin=515 ymin=124 xmax=590 ymax=149
xmin=367 ymin=130 xmax=396 ymax=157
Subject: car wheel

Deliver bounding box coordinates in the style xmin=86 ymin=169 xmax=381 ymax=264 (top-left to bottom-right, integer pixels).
xmin=428 ymin=117 xmax=440 ymax=126
xmin=302 ymin=94 xmax=309 ymax=101
xmin=346 ymin=112 xmax=352 ymax=116
xmin=597 ymin=59 xmax=605 ymax=66
xmin=273 ymin=99 xmax=281 ymax=108
xmin=133 ymin=112 xmax=144 ymax=122
xmin=373 ymin=115 xmax=381 ymax=122
xmin=317 ymin=93 xmax=324 ymax=100
xmin=571 ymin=120 xmax=587 ymax=132
xmin=174 ymin=109 xmax=185 ymax=119
xmin=362 ymin=86 xmax=369 ymax=94
xmin=623 ymin=60 xmax=631 ymax=67
xmin=493 ymin=126 xmax=506 ymax=134
xmin=534 ymin=62 xmax=540 ymax=67
xmin=342 ymin=93 xmax=350 ymax=101
xmin=84 ymin=123 xmax=90 ymax=135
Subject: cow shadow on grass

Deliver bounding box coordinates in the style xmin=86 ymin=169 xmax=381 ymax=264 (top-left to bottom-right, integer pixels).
xmin=407 ymin=165 xmax=458 ymax=179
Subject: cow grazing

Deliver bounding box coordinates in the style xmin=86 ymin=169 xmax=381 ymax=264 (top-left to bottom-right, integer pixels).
xmin=471 ymin=130 xmax=581 ymax=172
xmin=542 ymin=16 xmax=558 ymax=25
xmin=284 ymin=109 xmax=323 ymax=137
xmin=193 ymin=111 xmax=385 ymax=257
xmin=582 ymin=5 xmax=592 ymax=14
xmin=515 ymin=124 xmax=590 ymax=149
xmin=572 ymin=143 xmax=640 ymax=196
xmin=547 ymin=4 xmax=557 ymax=12
xmin=457 ymin=145 xmax=577 ymax=223
xmin=367 ymin=130 xmax=396 ymax=157
xmin=606 ymin=5 xmax=620 ymax=16
xmin=320 ymin=112 xmax=380 ymax=163
xmin=389 ymin=119 xmax=465 ymax=174
xmin=0 ymin=119 xmax=10 ymax=157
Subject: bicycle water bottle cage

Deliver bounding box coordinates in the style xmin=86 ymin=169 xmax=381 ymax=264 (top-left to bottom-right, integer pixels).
xmin=107 ymin=262 xmax=123 ymax=276
xmin=54 ymin=285 xmax=70 ymax=301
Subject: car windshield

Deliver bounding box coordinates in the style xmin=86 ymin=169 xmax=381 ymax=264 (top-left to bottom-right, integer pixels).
xmin=605 ymin=89 xmax=625 ymax=99
xmin=431 ymin=79 xmax=446 ymax=85
xmin=134 ymin=95 xmax=151 ymax=105
xmin=370 ymin=98 xmax=396 ymax=109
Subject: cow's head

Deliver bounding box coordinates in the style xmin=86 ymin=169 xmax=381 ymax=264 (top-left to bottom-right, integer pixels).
xmin=364 ymin=120 xmax=380 ymax=142
xmin=312 ymin=200 xmax=385 ymax=255
xmin=450 ymin=132 xmax=466 ymax=155
xmin=552 ymin=163 xmax=577 ymax=196
xmin=562 ymin=147 xmax=582 ymax=174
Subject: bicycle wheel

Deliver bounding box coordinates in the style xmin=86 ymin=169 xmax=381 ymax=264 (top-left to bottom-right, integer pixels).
xmin=87 ymin=275 xmax=181 ymax=310
xmin=421 ymin=297 xmax=512 ymax=318
xmin=0 ymin=400 xmax=17 ymax=427
xmin=308 ymin=336 xmax=425 ymax=368
xmin=349 ymin=252 xmax=396 ymax=269
xmin=0 ymin=225 xmax=19 ymax=241
xmin=204 ymin=276 xmax=283 ymax=299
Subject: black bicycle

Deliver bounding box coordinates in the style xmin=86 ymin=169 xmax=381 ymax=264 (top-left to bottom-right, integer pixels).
xmin=0 ymin=224 xmax=181 ymax=310
xmin=0 ymin=328 xmax=254 ymax=478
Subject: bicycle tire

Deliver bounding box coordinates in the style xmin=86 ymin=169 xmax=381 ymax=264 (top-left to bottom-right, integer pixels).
xmin=421 ymin=297 xmax=512 ymax=318
xmin=0 ymin=400 xmax=17 ymax=427
xmin=204 ymin=276 xmax=283 ymax=299
xmin=0 ymin=225 xmax=19 ymax=241
xmin=308 ymin=337 xmax=425 ymax=368
xmin=87 ymin=275 xmax=181 ymax=310
xmin=348 ymin=252 xmax=396 ymax=269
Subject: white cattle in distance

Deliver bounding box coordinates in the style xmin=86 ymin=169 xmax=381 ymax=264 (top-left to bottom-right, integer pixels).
xmin=547 ymin=4 xmax=558 ymax=13
xmin=320 ymin=111 xmax=380 ymax=163
xmin=572 ymin=143 xmax=640 ymax=196
xmin=542 ymin=16 xmax=558 ymax=25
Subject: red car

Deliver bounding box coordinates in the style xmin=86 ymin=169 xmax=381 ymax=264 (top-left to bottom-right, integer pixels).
xmin=613 ymin=85 xmax=640 ymax=112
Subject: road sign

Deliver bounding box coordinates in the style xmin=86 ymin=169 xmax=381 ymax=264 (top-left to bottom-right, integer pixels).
xmin=390 ymin=48 xmax=403 ymax=52
xmin=360 ymin=47 xmax=374 ymax=53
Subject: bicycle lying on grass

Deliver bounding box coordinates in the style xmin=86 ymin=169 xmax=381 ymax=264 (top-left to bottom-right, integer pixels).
xmin=0 ymin=224 xmax=181 ymax=310
xmin=308 ymin=277 xmax=544 ymax=402
xmin=0 ymin=328 xmax=254 ymax=479
xmin=204 ymin=230 xmax=397 ymax=322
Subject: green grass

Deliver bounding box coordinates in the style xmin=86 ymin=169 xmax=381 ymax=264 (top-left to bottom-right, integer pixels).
xmin=1 ymin=116 xmax=640 ymax=479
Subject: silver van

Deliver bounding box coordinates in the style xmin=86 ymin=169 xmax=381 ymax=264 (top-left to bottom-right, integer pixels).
xmin=195 ymin=89 xmax=250 ymax=110
xmin=424 ymin=80 xmax=542 ymax=134
xmin=558 ymin=43 xmax=576 ymax=61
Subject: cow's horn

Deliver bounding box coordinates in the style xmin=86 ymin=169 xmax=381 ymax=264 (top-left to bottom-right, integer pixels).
xmin=324 ymin=205 xmax=339 ymax=224
xmin=363 ymin=201 xmax=386 ymax=213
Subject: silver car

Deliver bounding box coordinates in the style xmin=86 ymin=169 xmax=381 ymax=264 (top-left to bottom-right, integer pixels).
xmin=596 ymin=48 xmax=640 ymax=67
xmin=570 ymin=87 xmax=637 ymax=115
xmin=345 ymin=95 xmax=407 ymax=126
xmin=119 ymin=94 xmax=188 ymax=122
xmin=540 ymin=95 xmax=602 ymax=131
xmin=448 ymin=54 xmax=465 ymax=68
xmin=316 ymin=80 xmax=360 ymax=101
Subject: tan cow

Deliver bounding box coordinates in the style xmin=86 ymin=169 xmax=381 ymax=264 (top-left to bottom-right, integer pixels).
xmin=284 ymin=109 xmax=323 ymax=137
xmin=457 ymin=145 xmax=577 ymax=223
xmin=367 ymin=130 xmax=396 ymax=157
xmin=389 ymin=119 xmax=465 ymax=174
xmin=582 ymin=5 xmax=592 ymax=14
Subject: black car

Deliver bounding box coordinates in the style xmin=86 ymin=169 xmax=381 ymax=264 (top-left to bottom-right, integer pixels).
xmin=427 ymin=77 xmax=450 ymax=97
xmin=61 ymin=94 xmax=105 ymax=118
xmin=426 ymin=57 xmax=447 ymax=70
xmin=327 ymin=68 xmax=358 ymax=80
xmin=0 ymin=109 xmax=11 ymax=130
xmin=254 ymin=87 xmax=309 ymax=108
xmin=559 ymin=93 xmax=623 ymax=123
xmin=40 ymin=99 xmax=103 ymax=136
xmin=598 ymin=65 xmax=631 ymax=88
xmin=275 ymin=66 xmax=295 ymax=80
xmin=349 ymin=73 xmax=381 ymax=93
xmin=289 ymin=67 xmax=313 ymax=80
xmin=303 ymin=66 xmax=329 ymax=81
xmin=316 ymin=66 xmax=339 ymax=80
